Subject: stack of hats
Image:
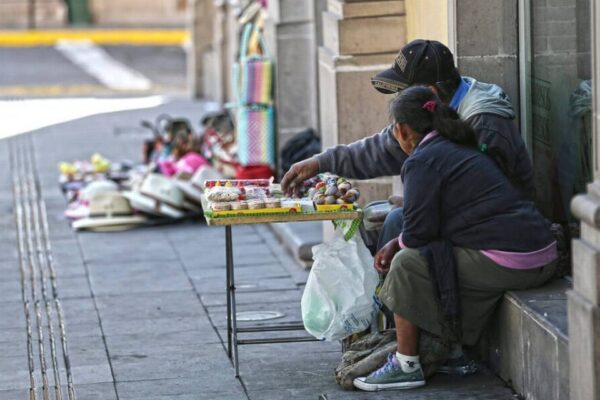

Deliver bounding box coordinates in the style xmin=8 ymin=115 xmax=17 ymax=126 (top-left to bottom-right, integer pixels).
xmin=68 ymin=166 xmax=224 ymax=232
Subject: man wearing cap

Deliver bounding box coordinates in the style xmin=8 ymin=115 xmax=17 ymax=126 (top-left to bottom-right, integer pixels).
xmin=282 ymin=39 xmax=533 ymax=248
xmin=281 ymin=39 xmax=533 ymax=380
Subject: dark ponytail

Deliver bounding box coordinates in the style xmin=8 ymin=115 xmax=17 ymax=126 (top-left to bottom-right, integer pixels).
xmin=390 ymin=86 xmax=477 ymax=148
xmin=431 ymin=102 xmax=478 ymax=147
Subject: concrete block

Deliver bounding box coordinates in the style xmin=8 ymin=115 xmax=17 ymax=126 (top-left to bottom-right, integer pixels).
xmin=352 ymin=177 xmax=394 ymax=207
xmin=318 ymin=47 xmax=394 ymax=148
xmin=456 ymin=0 xmax=518 ymax=57
xmin=224 ymin=3 xmax=241 ymax=103
xmin=189 ymin=0 xmax=216 ymax=97
xmin=318 ymin=46 xmax=396 ymax=203
xmin=558 ymin=336 xmax=570 ymax=400
xmin=568 ymin=290 xmax=600 ymax=400
xmin=456 ymin=55 xmax=520 ymax=117
xmin=522 ymin=309 xmax=561 ymax=400
xmin=264 ymin=19 xmax=319 ymax=146
xmin=267 ymin=0 xmax=315 ymax=24
xmin=323 ymin=11 xmax=406 ymax=55
xmin=533 ymin=21 xmax=577 ymax=38
xmin=328 ymin=0 xmax=405 ymax=19
xmin=581 ymin=221 xmax=600 ymax=251
xmin=576 ymin=0 xmax=592 ymax=79
xmin=572 ymin=239 xmax=600 ymax=306
xmin=315 ymin=0 xmax=329 ymax=46
xmin=269 ymin=221 xmax=322 ymax=263
xmin=488 ymin=297 xmax=525 ymax=393
xmin=487 ymin=281 xmax=571 ymax=400
xmin=202 ymin=49 xmax=224 ymax=103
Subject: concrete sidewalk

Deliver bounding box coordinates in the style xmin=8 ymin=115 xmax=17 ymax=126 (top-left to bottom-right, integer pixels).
xmin=0 ymin=98 xmax=515 ymax=399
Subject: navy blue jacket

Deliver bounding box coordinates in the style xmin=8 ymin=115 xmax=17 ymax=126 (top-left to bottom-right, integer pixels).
xmin=402 ymin=134 xmax=553 ymax=252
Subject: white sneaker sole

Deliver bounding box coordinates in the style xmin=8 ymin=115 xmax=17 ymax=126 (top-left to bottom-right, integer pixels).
xmin=352 ymin=378 xmax=426 ymax=392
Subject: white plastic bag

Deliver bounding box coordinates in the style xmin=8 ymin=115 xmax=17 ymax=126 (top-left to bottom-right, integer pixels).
xmin=301 ymin=229 xmax=379 ymax=341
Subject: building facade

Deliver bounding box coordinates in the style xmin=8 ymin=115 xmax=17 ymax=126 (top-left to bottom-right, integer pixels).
xmin=191 ymin=2 xmax=600 ymax=398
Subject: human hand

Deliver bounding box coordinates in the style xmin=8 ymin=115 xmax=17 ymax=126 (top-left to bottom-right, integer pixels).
xmin=388 ymin=195 xmax=404 ymax=209
xmin=281 ymin=158 xmax=319 ymax=195
xmin=374 ymin=238 xmax=400 ymax=275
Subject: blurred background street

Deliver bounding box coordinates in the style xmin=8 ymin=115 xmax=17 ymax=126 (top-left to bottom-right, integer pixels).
xmin=0 ymin=44 xmax=187 ymax=97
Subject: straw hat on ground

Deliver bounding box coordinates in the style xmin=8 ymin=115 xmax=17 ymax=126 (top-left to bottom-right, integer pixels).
xmin=123 ymin=173 xmax=194 ymax=218
xmin=72 ymin=192 xmax=147 ymax=232
xmin=65 ymin=180 xmax=120 ymax=220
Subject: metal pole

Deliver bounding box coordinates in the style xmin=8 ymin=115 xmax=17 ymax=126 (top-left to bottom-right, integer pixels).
xmin=228 ymin=227 xmax=240 ymax=377
xmin=225 ymin=226 xmax=233 ymax=360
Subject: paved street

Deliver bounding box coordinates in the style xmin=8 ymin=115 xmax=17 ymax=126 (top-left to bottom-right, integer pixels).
xmin=0 ymin=98 xmax=517 ymax=399
xmin=0 ymin=45 xmax=186 ymax=97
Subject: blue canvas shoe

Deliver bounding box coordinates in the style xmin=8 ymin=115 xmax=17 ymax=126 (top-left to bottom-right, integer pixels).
xmin=353 ymin=353 xmax=426 ymax=391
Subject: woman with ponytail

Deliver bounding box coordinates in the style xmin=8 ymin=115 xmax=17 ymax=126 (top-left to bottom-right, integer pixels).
xmin=353 ymin=86 xmax=558 ymax=392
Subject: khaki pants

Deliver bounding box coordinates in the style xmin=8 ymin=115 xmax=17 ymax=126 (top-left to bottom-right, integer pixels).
xmin=378 ymin=247 xmax=557 ymax=346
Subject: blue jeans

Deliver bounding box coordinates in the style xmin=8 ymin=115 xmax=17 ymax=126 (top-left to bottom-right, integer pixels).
xmin=376 ymin=207 xmax=404 ymax=251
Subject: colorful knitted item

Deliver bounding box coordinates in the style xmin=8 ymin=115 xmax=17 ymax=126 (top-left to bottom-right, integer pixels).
xmin=241 ymin=58 xmax=272 ymax=105
xmin=237 ymin=106 xmax=275 ymax=166
xmin=234 ymin=22 xmax=276 ymax=168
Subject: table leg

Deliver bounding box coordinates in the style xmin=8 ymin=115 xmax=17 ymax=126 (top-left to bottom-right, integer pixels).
xmin=225 ymin=226 xmax=232 ymax=360
xmin=225 ymin=225 xmax=240 ymax=377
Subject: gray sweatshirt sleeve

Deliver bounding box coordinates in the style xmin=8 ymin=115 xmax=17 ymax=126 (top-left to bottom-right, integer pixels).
xmin=314 ymin=125 xmax=408 ymax=179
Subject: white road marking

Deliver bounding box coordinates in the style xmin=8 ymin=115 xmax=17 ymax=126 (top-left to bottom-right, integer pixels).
xmin=0 ymin=96 xmax=165 ymax=139
xmin=55 ymin=39 xmax=152 ymax=91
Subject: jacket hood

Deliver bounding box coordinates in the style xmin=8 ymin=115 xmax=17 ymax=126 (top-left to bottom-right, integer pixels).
xmin=457 ymin=77 xmax=515 ymax=121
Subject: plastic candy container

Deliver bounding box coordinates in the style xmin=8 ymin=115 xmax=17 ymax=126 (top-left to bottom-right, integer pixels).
xmin=211 ymin=202 xmax=232 ymax=211
xmin=247 ymin=199 xmax=266 ymax=209
xmin=203 ymin=178 xmax=271 ymax=189
xmin=264 ymin=198 xmax=281 ymax=208
xmin=205 ymin=186 xmax=241 ymax=202
xmin=230 ymin=201 xmax=249 ymax=210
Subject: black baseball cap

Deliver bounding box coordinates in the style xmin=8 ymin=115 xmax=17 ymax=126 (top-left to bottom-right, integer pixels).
xmin=371 ymin=39 xmax=460 ymax=94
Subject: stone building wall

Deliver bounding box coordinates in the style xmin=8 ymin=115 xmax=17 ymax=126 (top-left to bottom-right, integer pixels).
xmin=455 ymin=0 xmax=520 ymax=114
xmin=89 ymin=0 xmax=188 ymax=26
xmin=0 ymin=0 xmax=67 ymax=28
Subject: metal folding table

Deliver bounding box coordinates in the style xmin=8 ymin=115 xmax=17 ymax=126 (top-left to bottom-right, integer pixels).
xmin=202 ymin=199 xmax=361 ymax=377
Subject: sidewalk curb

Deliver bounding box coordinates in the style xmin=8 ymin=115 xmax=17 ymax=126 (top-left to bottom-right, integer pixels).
xmin=0 ymin=29 xmax=189 ymax=47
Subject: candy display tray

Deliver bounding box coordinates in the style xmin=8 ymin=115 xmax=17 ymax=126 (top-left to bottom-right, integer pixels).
xmin=207 ymin=205 xmax=301 ymax=218
xmin=314 ymin=203 xmax=355 ymax=212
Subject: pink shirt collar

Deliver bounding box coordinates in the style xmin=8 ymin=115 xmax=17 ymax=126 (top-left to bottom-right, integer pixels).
xmin=419 ymin=131 xmax=439 ymax=147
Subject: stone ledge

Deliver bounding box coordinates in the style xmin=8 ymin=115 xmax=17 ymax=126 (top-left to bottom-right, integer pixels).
xmin=487 ymin=278 xmax=570 ymax=400
xmin=328 ymin=0 xmax=405 ymax=19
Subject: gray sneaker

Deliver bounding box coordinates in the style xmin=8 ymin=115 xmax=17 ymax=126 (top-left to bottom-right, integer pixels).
xmin=353 ymin=353 xmax=426 ymax=392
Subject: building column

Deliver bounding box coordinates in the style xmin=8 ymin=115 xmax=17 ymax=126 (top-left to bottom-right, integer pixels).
xmin=223 ymin=0 xmax=241 ymax=104
xmin=569 ymin=1 xmax=600 ymax=399
xmin=264 ymin=0 xmax=319 ymax=154
xmin=200 ymin=0 xmax=227 ymax=104
xmin=318 ymin=0 xmax=406 ymax=206
xmin=188 ymin=0 xmax=215 ymax=98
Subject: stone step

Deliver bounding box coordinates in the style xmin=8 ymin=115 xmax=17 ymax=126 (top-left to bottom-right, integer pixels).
xmin=487 ymin=278 xmax=570 ymax=400
xmin=269 ymin=221 xmax=323 ymax=268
